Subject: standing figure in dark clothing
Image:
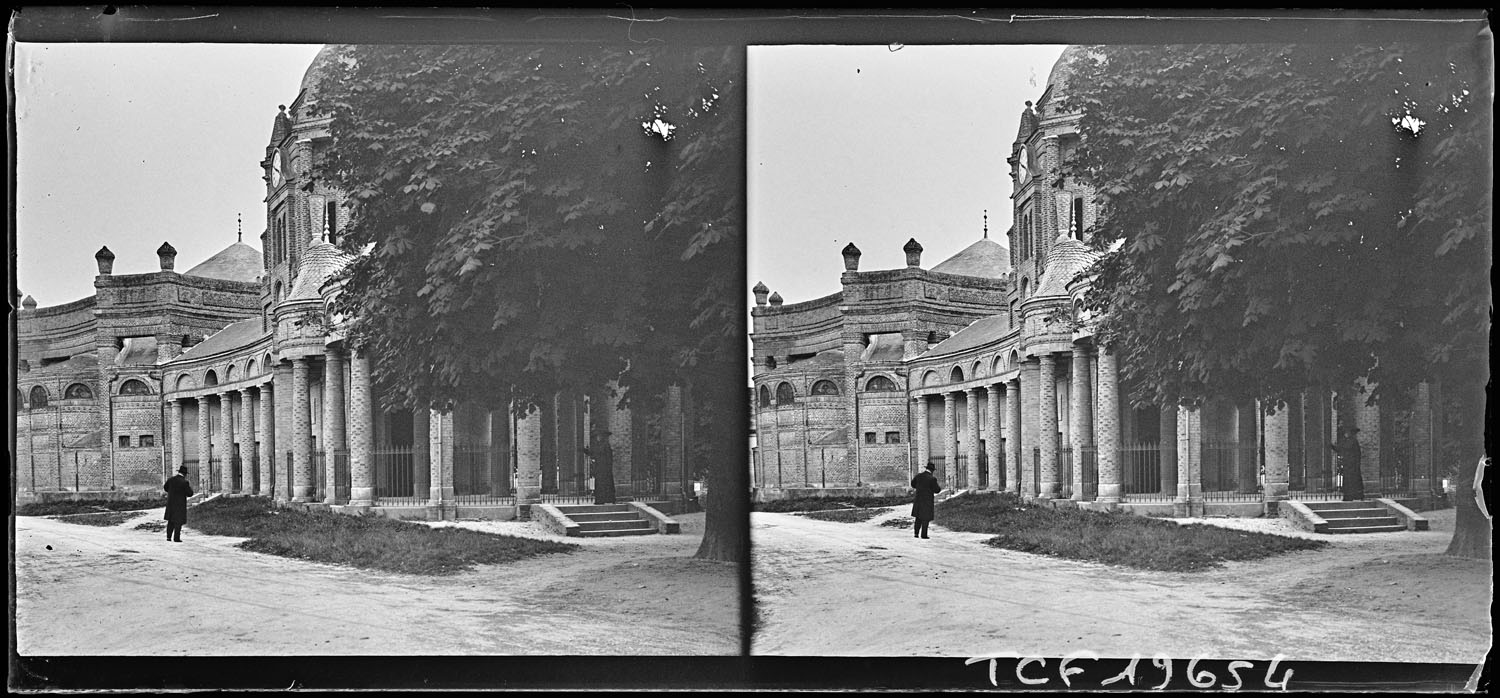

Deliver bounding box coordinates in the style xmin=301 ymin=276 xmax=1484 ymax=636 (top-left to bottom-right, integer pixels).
xmin=1331 ymin=426 xmax=1365 ymax=501
xmin=910 ymin=462 xmax=942 ymax=539
xmin=163 ymin=465 xmax=194 ymax=542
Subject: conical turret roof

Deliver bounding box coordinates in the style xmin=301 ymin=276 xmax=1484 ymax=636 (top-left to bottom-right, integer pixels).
xmin=184 ymin=242 xmax=263 ymax=283
xmin=930 ymin=238 xmax=1011 ymax=278
xmin=286 ymin=238 xmax=354 ymax=301
xmin=1033 ymin=234 xmax=1099 ymax=298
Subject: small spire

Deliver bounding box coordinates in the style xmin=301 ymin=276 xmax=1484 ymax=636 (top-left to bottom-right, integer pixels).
xmin=237 ymin=213 xmax=243 ymax=243
xmin=983 ymin=210 xmax=988 ymax=239
xmin=322 ymin=216 xmax=331 ymax=243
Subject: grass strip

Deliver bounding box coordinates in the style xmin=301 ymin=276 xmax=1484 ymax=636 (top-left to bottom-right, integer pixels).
xmin=51 ymin=511 xmax=144 ymax=527
xmin=798 ymin=508 xmax=887 ymax=524
xmin=938 ymin=492 xmax=1327 ymax=572
xmin=17 ymin=499 xmax=163 ymax=517
xmin=755 ymin=495 xmax=912 ymax=513
xmin=187 ymin=497 xmax=578 ymax=575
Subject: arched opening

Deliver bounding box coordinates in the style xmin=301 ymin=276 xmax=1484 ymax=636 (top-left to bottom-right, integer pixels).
xmin=176 ymin=374 xmax=196 ymax=391
xmin=865 ymin=375 xmax=897 ymax=392
xmin=64 ymin=383 xmax=94 ymax=399
xmin=1020 ymin=277 xmax=1030 ymax=300
xmin=757 ymin=385 xmax=771 ymax=408
xmin=950 ymin=366 xmax=965 ymax=383
xmin=203 ymin=370 xmax=219 ymax=387
xmin=972 ymin=360 xmax=984 ymax=378
xmin=28 ymin=385 xmax=49 ymax=409
xmin=766 ymin=356 xmax=778 ymax=370
xmin=811 ymin=379 xmax=840 ymax=396
xmin=923 ymin=371 xmax=939 ymax=387
xmin=775 ymin=382 xmax=796 ymax=405
xmin=225 ymin=365 xmax=238 ymax=383
xmin=993 ymin=355 xmax=1006 ymax=375
xmin=247 ymin=358 xmax=258 ymax=377
xmin=119 ymin=379 xmax=151 ymax=396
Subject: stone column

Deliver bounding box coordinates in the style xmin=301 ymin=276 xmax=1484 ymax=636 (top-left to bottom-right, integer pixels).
xmin=348 ymin=351 xmax=375 ymax=508
xmin=218 ymin=391 xmax=236 ymax=493
xmin=515 ymin=403 xmax=543 ymax=513
xmin=273 ymin=362 xmax=293 ymax=500
xmin=1410 ymin=382 xmax=1434 ymax=497
xmin=291 ymin=357 xmax=313 ymax=502
xmin=170 ymin=398 xmax=184 ymax=477
xmin=986 ymin=384 xmax=1002 ymax=491
xmin=1038 ymin=353 xmax=1059 ymax=499
xmin=965 ymin=388 xmax=982 ymax=491
xmin=237 ymin=389 xmax=255 ymax=493
xmin=412 ymin=409 xmax=431 ymax=497
xmin=1352 ymin=379 xmax=1382 ymax=486
xmin=1175 ymin=406 xmax=1203 ymax=516
xmin=196 ymin=395 xmax=212 ymax=492
xmin=323 ymin=349 xmax=348 ymax=504
xmin=913 ymin=395 xmax=929 ymax=479
xmin=429 ymin=409 xmax=454 ymax=510
xmin=257 ymin=383 xmax=276 ymax=497
xmin=1005 ymin=378 xmax=1022 ymax=494
xmin=942 ymin=392 xmax=957 ymax=490
xmin=1020 ymin=362 xmax=1040 ymax=496
xmin=1095 ymin=347 xmax=1122 ymax=504
xmin=1070 ymin=345 xmax=1094 ymax=501
xmin=1160 ymin=404 xmax=1179 ymax=496
xmin=1263 ymin=401 xmax=1290 ymax=513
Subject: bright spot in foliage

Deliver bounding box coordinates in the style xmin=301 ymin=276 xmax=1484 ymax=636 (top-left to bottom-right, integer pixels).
xmin=644 ymin=118 xmax=676 ymax=141
xmin=420 ymin=202 xmax=437 ymax=214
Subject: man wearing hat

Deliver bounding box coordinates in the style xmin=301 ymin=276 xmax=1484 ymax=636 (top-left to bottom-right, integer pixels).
xmin=910 ymin=462 xmax=942 ymax=539
xmin=163 ymin=465 xmax=195 ymax=543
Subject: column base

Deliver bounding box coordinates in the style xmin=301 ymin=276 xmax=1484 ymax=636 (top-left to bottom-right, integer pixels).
xmin=291 ymin=486 xmax=314 ymax=503
xmin=516 ymin=485 xmax=541 ymax=506
xmin=349 ymin=487 xmax=375 ymax=508
xmin=1038 ymin=482 xmax=1059 ymax=500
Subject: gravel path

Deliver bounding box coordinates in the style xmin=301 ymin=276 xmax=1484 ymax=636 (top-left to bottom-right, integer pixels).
xmin=15 ymin=508 xmax=739 ymax=656
xmin=751 ymin=506 xmax=1490 ymax=664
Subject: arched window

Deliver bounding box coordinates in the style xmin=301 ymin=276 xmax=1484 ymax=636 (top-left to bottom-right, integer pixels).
xmin=923 ymin=371 xmax=939 ymax=387
xmin=993 ymin=355 xmax=1006 ymax=375
xmin=225 ymin=365 xmax=238 ymax=383
xmin=950 ymin=366 xmax=965 ymax=383
xmin=972 ymin=361 xmax=984 ymax=378
xmin=246 ymin=358 xmax=258 ymax=377
xmin=811 ymin=380 xmax=840 ymax=396
xmin=176 ymin=374 xmax=196 ymax=391
xmin=758 ymin=385 xmax=771 ymax=408
xmin=29 ymin=386 xmax=49 ymax=409
xmin=1020 ymin=277 xmax=1030 ymax=300
xmin=775 ymin=382 xmax=796 ymax=405
xmin=64 ymin=383 xmax=94 ymax=399
xmin=119 ymin=379 xmax=151 ymax=396
xmin=203 ymin=370 xmax=219 ymax=387
xmin=766 ymin=357 xmax=778 ymax=370
xmin=865 ymin=375 xmax=897 ymax=392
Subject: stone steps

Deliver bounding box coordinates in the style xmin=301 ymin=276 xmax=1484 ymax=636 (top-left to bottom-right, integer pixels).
xmin=552 ymin=503 xmax=658 ymax=537
xmin=1303 ymin=500 xmax=1408 ymax=535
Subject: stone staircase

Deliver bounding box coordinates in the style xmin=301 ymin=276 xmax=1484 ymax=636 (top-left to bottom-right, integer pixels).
xmin=1301 ymin=501 xmax=1408 ymax=534
xmin=551 ymin=503 xmax=659 ymax=537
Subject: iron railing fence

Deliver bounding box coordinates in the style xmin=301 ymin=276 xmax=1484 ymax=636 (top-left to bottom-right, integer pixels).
xmin=1201 ymin=441 xmax=1263 ymax=501
xmin=207 ymin=456 xmax=223 ymax=493
xmin=284 ymin=450 xmax=294 ymax=501
xmin=1031 ymin=447 xmax=1041 ymax=498
xmin=1078 ymin=445 xmax=1099 ymax=501
xmin=1121 ymin=441 xmax=1174 ymax=501
xmin=1058 ymin=445 xmax=1074 ymax=500
xmin=453 ymin=443 xmax=511 ymax=505
xmin=230 ymin=454 xmax=243 ymax=493
xmin=954 ymin=453 xmax=969 ymax=490
xmin=1287 ymin=444 xmax=1340 ymax=500
xmin=373 ymin=444 xmax=421 ymax=505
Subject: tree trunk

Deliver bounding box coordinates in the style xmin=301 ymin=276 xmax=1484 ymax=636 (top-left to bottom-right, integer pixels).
xmin=694 ymin=384 xmax=748 ymax=564
xmin=1445 ymin=454 xmax=1491 ymax=559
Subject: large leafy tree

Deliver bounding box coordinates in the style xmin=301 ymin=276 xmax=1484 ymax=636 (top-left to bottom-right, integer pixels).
xmin=320 ymin=44 xmax=747 ymax=564
xmin=1068 ymin=41 xmax=1491 ymax=558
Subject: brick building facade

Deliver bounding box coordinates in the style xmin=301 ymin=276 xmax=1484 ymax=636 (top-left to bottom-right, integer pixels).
xmin=750 ymin=47 xmax=1445 ymax=514
xmin=15 ymin=47 xmax=689 ymax=518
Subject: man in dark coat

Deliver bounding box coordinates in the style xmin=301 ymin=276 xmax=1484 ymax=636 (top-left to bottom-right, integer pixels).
xmin=1331 ymin=426 xmax=1365 ymax=501
xmin=910 ymin=462 xmax=942 ymax=539
xmin=163 ymin=465 xmax=194 ymax=542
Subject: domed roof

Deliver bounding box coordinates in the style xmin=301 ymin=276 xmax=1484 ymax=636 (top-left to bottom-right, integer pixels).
xmin=286 ymin=238 xmax=355 ymax=302
xmin=1033 ymin=234 xmax=1099 ymax=298
xmin=930 ymin=238 xmax=1011 ymax=278
xmin=185 ymin=242 xmax=263 ymax=283
xmin=298 ymin=45 xmax=344 ymax=111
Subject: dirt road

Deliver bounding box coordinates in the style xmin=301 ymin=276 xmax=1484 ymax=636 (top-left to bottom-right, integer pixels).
xmin=751 ymin=507 xmax=1490 ymax=663
xmin=14 ymin=509 xmax=739 ymax=655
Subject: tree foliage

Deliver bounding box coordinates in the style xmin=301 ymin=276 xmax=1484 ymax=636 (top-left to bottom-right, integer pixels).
xmin=319 ymin=44 xmax=747 ymax=561
xmin=1068 ymin=42 xmax=1490 ymax=411
xmin=322 ymin=43 xmax=742 ymax=413
xmin=1067 ymin=41 xmax=1491 ymax=558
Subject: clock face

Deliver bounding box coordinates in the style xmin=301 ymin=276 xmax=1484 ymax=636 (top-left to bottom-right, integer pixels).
xmin=271 ymin=151 xmax=284 ymax=186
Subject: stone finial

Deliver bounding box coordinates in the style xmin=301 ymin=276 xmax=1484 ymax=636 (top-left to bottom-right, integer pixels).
xmin=768 ymin=292 xmax=783 ymax=307
xmin=157 ymin=242 xmax=177 ymax=271
xmin=903 ymin=238 xmax=924 ymax=267
xmin=22 ymin=294 xmax=37 ymax=311
xmin=95 ymin=246 xmax=115 ymax=275
xmin=841 ymin=242 xmax=862 ymax=272
xmin=752 ymin=281 xmax=769 ymax=306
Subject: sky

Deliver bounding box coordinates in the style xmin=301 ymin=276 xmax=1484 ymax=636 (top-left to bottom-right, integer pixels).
xmin=13 ymin=43 xmax=325 ymax=306
xmin=748 ymin=44 xmax=1068 ymax=309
